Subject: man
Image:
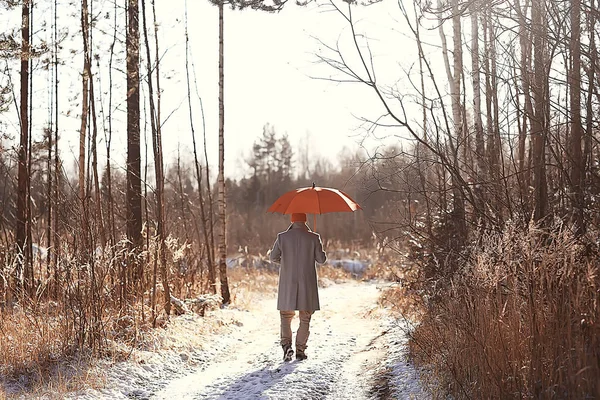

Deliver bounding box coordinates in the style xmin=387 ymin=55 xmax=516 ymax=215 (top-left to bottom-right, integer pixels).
xmin=269 ymin=212 xmax=327 ymax=361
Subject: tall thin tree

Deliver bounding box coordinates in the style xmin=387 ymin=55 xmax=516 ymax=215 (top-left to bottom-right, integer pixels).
xmin=185 ymin=0 xmax=216 ymax=293
xmin=531 ymin=0 xmax=548 ymax=222
xmin=471 ymin=3 xmax=486 ymax=221
xmin=126 ymin=0 xmax=143 ymax=288
xmin=218 ymin=1 xmax=231 ymax=305
xmin=569 ymin=0 xmax=583 ymax=234
xmin=106 ymin=0 xmax=118 ymax=248
xmin=141 ymin=0 xmax=171 ymax=316
xmin=79 ymin=0 xmax=91 ymax=253
xmin=53 ymin=0 xmax=60 ymax=298
xmin=438 ymin=0 xmax=466 ymax=241
xmin=16 ymin=0 xmax=31 ymax=294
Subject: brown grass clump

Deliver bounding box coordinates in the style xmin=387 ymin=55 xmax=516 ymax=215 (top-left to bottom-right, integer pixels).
xmin=358 ymin=245 xmax=427 ymax=320
xmin=227 ymin=267 xmax=279 ymax=309
xmin=409 ymin=223 xmax=600 ymax=399
xmin=0 ymin=237 xmax=210 ymax=397
xmin=378 ymin=284 xmax=425 ymax=322
xmin=318 ymin=264 xmax=355 ymax=283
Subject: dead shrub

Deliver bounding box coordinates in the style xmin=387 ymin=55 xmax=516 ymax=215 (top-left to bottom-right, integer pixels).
xmin=409 ymin=222 xmax=600 ymax=399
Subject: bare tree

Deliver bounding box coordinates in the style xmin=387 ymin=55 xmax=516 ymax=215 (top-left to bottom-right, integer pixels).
xmin=569 ymin=0 xmax=583 ymax=234
xmin=217 ymin=0 xmax=231 ymax=305
xmin=52 ymin=0 xmax=60 ymax=298
xmin=185 ymin=0 xmax=217 ymax=293
xmin=438 ymin=0 xmax=466 ymax=240
xmin=207 ymin=0 xmax=290 ymax=305
xmin=126 ymin=0 xmax=143 ymax=288
xmin=106 ymin=0 xmax=119 ymax=249
xmin=84 ymin=0 xmax=106 ymax=249
xmin=16 ymin=0 xmax=31 ymax=293
xmin=78 ymin=0 xmax=92 ymax=256
xmin=531 ymin=0 xmax=548 ymax=222
xmin=142 ymin=0 xmax=171 ymax=316
xmin=514 ymin=0 xmax=534 ymax=212
xmin=470 ymin=2 xmax=486 ymax=222
xmin=583 ymin=0 xmax=596 ymax=194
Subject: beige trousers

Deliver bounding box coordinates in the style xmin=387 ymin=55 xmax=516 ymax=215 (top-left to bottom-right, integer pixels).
xmin=280 ymin=310 xmax=314 ymax=351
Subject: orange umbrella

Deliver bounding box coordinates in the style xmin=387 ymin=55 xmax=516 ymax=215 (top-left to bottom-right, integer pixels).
xmin=267 ymin=183 xmax=361 ymax=231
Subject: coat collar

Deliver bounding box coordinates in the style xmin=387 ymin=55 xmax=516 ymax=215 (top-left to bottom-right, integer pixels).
xmin=288 ymin=222 xmax=310 ymax=231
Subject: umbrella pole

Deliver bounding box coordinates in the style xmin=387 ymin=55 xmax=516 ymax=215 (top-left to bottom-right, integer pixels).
xmin=313 ymin=214 xmax=317 ymax=232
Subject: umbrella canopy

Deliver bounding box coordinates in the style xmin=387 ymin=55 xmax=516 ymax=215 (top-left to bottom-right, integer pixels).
xmin=267 ymin=184 xmax=361 ymax=215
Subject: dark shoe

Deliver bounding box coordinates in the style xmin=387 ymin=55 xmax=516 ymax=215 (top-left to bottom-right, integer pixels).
xmin=296 ymin=349 xmax=307 ymax=360
xmin=282 ymin=344 xmax=294 ymax=361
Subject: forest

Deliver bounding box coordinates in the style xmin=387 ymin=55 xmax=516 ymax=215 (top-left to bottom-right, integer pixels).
xmin=1 ymin=0 xmax=599 ymax=398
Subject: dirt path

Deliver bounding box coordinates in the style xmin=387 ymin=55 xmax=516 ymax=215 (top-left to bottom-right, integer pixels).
xmin=150 ymin=281 xmax=427 ymax=400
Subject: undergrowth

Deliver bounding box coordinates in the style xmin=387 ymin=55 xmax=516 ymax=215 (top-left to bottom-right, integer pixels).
xmin=405 ymin=222 xmax=600 ymax=399
xmin=0 ymin=244 xmax=368 ymax=398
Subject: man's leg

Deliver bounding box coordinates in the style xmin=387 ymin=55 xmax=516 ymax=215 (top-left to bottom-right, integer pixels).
xmin=295 ymin=310 xmax=314 ymax=358
xmin=280 ymin=310 xmax=295 ymax=360
xmin=280 ymin=310 xmax=295 ymax=346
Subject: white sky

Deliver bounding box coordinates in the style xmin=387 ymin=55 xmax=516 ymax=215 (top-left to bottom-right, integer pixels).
xmin=1 ymin=0 xmax=442 ymax=182
xmin=155 ymin=0 xmax=413 ymax=179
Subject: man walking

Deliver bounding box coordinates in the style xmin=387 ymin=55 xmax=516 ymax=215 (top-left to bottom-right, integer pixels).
xmin=269 ymin=212 xmax=327 ymax=361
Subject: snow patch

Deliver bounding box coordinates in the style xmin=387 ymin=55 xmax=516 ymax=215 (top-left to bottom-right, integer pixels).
xmin=41 ymin=282 xmax=430 ymax=400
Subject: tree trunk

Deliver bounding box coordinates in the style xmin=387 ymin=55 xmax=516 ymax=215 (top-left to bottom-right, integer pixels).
xmin=84 ymin=0 xmax=106 ymax=250
xmin=184 ymin=0 xmax=216 ymax=293
xmin=53 ymin=0 xmax=60 ymax=298
xmin=488 ymin=9 xmax=503 ymax=222
xmin=438 ymin=0 xmax=466 ymax=242
xmin=531 ymin=0 xmax=548 ymax=223
xmin=126 ymin=0 xmax=143 ymax=287
xmin=16 ymin=0 xmax=31 ymax=294
xmin=584 ymin=0 xmax=596 ymax=188
xmin=46 ymin=125 xmax=52 ymax=275
xmin=152 ymin=0 xmax=170 ymax=317
xmin=569 ymin=0 xmax=583 ymax=234
xmin=142 ymin=0 xmax=171 ymax=317
xmin=79 ymin=0 xmax=90 ymax=253
xmin=218 ymin=2 xmax=231 ymax=305
xmin=107 ymin=0 xmax=118 ymax=249
xmin=413 ymin=2 xmax=433 ymax=243
xmin=471 ymin=5 xmax=486 ymax=222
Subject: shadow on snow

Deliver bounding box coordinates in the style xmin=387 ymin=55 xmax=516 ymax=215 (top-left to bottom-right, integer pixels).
xmin=209 ymin=361 xmax=300 ymax=400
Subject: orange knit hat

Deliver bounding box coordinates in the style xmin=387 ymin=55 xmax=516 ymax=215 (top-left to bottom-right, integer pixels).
xmin=290 ymin=213 xmax=307 ymax=223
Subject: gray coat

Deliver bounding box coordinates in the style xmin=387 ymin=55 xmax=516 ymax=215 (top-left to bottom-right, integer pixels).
xmin=270 ymin=222 xmax=327 ymax=311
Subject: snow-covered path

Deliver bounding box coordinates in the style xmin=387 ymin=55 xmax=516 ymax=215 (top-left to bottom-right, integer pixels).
xmin=150 ymin=281 xmax=428 ymax=400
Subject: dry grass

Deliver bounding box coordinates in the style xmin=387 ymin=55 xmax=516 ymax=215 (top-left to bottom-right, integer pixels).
xmin=360 ymin=247 xmax=427 ymax=321
xmin=0 ymin=296 xmax=138 ymax=399
xmin=408 ymin=223 xmax=600 ymax=399
xmin=318 ymin=264 xmax=356 ymax=282
xmin=0 ymin=266 xmax=283 ymax=398
xmin=0 ymin=243 xmax=371 ymax=398
xmin=0 ymin=237 xmax=200 ymax=397
xmin=0 ymin=297 xmax=106 ymax=399
xmin=226 ymin=267 xmax=279 ymax=310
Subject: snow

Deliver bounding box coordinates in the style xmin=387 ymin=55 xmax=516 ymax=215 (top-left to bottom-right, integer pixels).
xmin=325 ymin=259 xmax=371 ymax=275
xmin=53 ymin=281 xmax=429 ymax=399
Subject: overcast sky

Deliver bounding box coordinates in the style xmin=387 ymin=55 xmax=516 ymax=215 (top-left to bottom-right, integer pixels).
xmin=155 ymin=0 xmax=415 ymax=179
xmin=1 ymin=0 xmax=433 ymax=182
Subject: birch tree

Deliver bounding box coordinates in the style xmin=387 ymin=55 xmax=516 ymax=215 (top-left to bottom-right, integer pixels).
xmin=185 ymin=0 xmax=217 ymax=294
xmin=217 ymin=0 xmax=231 ymax=305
